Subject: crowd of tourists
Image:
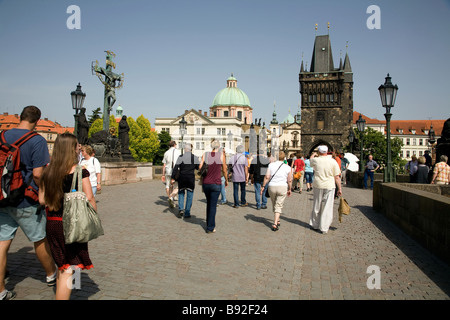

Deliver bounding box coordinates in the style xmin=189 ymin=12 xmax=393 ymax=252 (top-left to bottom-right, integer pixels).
xmin=162 ymin=139 xmax=345 ymax=235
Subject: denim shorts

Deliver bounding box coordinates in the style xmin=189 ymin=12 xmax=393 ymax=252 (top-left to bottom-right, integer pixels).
xmin=0 ymin=205 xmax=46 ymax=242
xmin=305 ymin=172 xmax=314 ymax=184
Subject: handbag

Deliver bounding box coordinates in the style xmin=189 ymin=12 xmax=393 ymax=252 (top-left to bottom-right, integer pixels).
xmin=62 ymin=165 xmax=104 ymax=244
xmin=294 ymin=171 xmax=302 ymax=180
xmin=265 ymin=163 xmax=284 ymax=198
xmin=338 ymin=197 xmax=351 ymax=223
xmin=197 ymin=152 xmax=209 ymax=178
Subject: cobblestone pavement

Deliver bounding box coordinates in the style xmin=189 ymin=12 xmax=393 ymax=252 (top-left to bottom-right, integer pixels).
xmin=4 ymin=181 xmax=450 ymax=300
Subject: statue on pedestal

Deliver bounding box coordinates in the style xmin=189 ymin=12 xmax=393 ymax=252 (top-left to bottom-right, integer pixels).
xmin=436 ymin=118 xmax=450 ymax=165
xmin=77 ymin=107 xmax=89 ymax=145
xmin=119 ymin=115 xmax=134 ymax=161
xmin=90 ymin=50 xmax=125 ymax=162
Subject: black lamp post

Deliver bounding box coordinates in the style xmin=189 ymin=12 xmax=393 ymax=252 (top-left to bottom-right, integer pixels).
xmin=227 ymin=130 xmax=233 ymax=150
xmin=378 ymin=73 xmax=398 ymax=183
xmin=179 ymin=116 xmax=187 ymax=155
xmin=428 ymin=124 xmax=435 ymax=164
xmin=348 ymin=128 xmax=355 ymax=153
xmin=356 ymin=114 xmax=366 ymax=172
xmin=71 ymin=83 xmax=86 ymax=139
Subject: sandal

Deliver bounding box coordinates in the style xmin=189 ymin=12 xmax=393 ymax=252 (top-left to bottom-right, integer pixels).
xmin=271 ymin=224 xmax=279 ymax=231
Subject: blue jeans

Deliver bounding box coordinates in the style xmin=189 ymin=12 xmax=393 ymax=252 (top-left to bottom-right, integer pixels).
xmin=305 ymin=172 xmax=314 ymax=184
xmin=220 ymin=176 xmax=227 ymax=203
xmin=364 ymin=169 xmax=374 ymax=188
xmin=254 ymin=182 xmax=267 ymax=208
xmin=233 ymin=182 xmax=247 ymax=206
xmin=202 ymin=184 xmax=221 ymax=231
xmin=178 ymin=189 xmax=194 ymax=217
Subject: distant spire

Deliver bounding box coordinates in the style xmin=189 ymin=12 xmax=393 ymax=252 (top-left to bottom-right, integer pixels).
xmin=271 ymin=101 xmax=278 ymax=124
xmin=300 ymin=52 xmax=304 ymax=72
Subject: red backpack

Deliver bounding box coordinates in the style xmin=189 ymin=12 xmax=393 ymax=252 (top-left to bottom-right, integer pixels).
xmin=0 ymin=130 xmax=39 ymax=207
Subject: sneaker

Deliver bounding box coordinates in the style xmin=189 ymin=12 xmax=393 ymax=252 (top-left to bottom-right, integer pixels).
xmin=46 ymin=270 xmax=57 ymax=287
xmin=240 ymin=203 xmax=249 ymax=207
xmin=232 ymin=205 xmax=239 ymax=208
xmin=221 ymin=201 xmax=227 ymax=205
xmin=179 ymin=210 xmax=184 ymax=217
xmin=0 ymin=290 xmax=16 ymax=300
xmin=261 ymin=205 xmax=267 ymax=209
xmin=206 ymin=228 xmax=216 ymax=234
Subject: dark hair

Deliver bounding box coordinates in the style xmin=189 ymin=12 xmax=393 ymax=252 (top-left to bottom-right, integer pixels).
xmin=20 ymin=105 xmax=41 ymax=123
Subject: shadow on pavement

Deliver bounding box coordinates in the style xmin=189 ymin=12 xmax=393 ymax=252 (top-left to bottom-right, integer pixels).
xmin=355 ymin=204 xmax=450 ymax=297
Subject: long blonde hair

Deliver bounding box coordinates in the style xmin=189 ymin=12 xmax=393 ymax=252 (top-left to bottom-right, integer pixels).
xmin=41 ymin=133 xmax=79 ymax=211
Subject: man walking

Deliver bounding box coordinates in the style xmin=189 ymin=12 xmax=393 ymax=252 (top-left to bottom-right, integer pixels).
xmin=161 ymin=141 xmax=180 ymax=208
xmin=249 ymin=151 xmax=269 ymax=210
xmin=363 ymin=154 xmax=379 ymax=189
xmin=0 ymin=106 xmax=57 ymax=300
xmin=229 ymin=145 xmax=248 ymax=208
xmin=170 ymin=143 xmax=199 ymax=218
xmin=309 ymin=146 xmax=342 ymax=234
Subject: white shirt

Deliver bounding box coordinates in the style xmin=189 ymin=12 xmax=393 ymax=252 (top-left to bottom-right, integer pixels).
xmin=162 ymin=147 xmax=181 ymax=175
xmin=310 ymin=155 xmax=341 ymax=189
xmin=80 ymin=157 xmax=101 ymax=187
xmin=267 ymin=161 xmax=292 ymax=187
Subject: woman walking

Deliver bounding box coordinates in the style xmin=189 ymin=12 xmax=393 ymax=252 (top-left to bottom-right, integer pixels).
xmin=304 ymin=154 xmax=314 ymax=192
xmin=39 ymin=133 xmax=97 ymax=300
xmin=199 ymin=139 xmax=228 ymax=233
xmin=261 ymin=151 xmax=292 ymax=231
xmin=80 ymin=145 xmax=102 ymax=196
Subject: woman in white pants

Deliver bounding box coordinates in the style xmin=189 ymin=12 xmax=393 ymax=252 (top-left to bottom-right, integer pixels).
xmin=309 ymin=146 xmax=342 ymax=234
xmin=261 ymin=151 xmax=292 ymax=231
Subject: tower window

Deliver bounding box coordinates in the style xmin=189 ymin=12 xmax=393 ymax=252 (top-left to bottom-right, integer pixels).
xmin=317 ymin=111 xmax=325 ymax=130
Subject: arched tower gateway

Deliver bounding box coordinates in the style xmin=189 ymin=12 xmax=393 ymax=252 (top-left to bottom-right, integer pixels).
xmin=299 ymin=34 xmax=353 ymax=155
xmin=210 ymin=74 xmax=253 ymax=124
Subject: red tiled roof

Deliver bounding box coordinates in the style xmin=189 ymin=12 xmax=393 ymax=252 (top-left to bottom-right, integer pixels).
xmin=353 ymin=111 xmax=445 ymax=136
xmin=0 ymin=112 xmax=74 ymax=134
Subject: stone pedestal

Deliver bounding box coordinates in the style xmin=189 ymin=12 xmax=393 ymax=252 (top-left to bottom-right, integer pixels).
xmin=100 ymin=161 xmax=153 ymax=186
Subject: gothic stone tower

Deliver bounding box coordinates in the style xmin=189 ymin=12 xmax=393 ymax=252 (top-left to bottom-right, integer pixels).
xmin=299 ymin=34 xmax=353 ymax=154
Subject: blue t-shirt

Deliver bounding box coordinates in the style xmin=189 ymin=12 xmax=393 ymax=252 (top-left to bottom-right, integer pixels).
xmin=3 ymin=128 xmax=50 ymax=208
xmin=304 ymin=159 xmax=314 ymax=173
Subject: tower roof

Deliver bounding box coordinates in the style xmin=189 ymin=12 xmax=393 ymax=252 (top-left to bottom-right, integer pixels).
xmin=309 ymin=35 xmax=334 ymax=73
xmin=343 ymin=52 xmax=352 ymax=72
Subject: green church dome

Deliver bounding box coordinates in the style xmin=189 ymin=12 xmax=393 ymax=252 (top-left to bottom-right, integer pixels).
xmin=212 ymin=74 xmax=251 ymax=108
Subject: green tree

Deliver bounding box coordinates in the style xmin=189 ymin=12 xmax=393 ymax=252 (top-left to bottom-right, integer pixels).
xmin=88 ymin=107 xmax=102 ymax=126
xmin=153 ymin=130 xmax=171 ymax=165
xmin=356 ymin=127 xmax=404 ymax=172
xmin=88 ymin=116 xmax=118 ymax=138
xmin=128 ymin=115 xmax=160 ymax=162
xmin=88 ymin=118 xmax=103 ymax=138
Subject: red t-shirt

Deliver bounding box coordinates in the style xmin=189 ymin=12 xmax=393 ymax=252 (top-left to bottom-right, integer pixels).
xmin=293 ymin=158 xmax=305 ymax=172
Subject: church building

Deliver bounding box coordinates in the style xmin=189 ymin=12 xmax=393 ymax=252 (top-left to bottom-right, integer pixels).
xmin=154 ymin=74 xmax=254 ymax=158
xmin=299 ymin=34 xmax=354 ymax=154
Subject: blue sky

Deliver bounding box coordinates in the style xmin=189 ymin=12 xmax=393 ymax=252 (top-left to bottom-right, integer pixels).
xmin=1 ymin=0 xmax=449 ymax=127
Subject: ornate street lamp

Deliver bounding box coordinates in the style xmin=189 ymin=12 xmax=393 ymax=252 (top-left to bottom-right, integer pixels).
xmin=428 ymin=124 xmax=435 ymax=164
xmin=356 ymin=114 xmax=366 ymax=172
xmin=378 ymin=73 xmax=398 ymax=182
xmin=179 ymin=116 xmax=187 ymax=155
xmin=348 ymin=128 xmax=355 ymax=153
xmin=227 ymin=130 xmax=233 ymax=150
xmin=71 ymin=83 xmax=86 ymax=139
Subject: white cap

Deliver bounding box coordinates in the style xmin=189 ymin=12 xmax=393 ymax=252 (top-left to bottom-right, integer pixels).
xmin=318 ymin=145 xmax=328 ymax=154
